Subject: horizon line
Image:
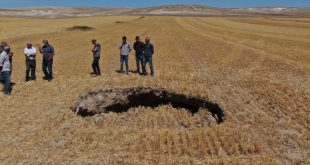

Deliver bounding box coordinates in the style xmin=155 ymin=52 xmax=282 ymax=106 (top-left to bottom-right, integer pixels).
xmin=1 ymin=4 xmax=310 ymax=10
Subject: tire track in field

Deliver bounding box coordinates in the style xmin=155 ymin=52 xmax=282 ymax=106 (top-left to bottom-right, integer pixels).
xmin=194 ymin=17 xmax=310 ymax=42
xmin=177 ymin=17 xmax=310 ymax=66
xmin=176 ymin=17 xmax=309 ymax=126
xmin=176 ymin=17 xmax=308 ymax=116
xmin=191 ymin=18 xmax=310 ymax=65
xmin=173 ymin=18 xmax=270 ymax=125
xmin=174 ymin=17 xmax=309 ymax=162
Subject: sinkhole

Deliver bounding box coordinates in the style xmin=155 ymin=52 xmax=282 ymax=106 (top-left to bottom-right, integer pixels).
xmin=72 ymin=87 xmax=224 ymax=124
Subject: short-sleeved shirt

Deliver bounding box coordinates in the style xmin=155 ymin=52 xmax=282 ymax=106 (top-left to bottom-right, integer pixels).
xmin=144 ymin=43 xmax=154 ymax=57
xmin=24 ymin=47 xmax=37 ymax=60
xmin=93 ymin=43 xmax=101 ymax=58
xmin=42 ymin=44 xmax=54 ymax=61
xmin=0 ymin=51 xmax=11 ymax=72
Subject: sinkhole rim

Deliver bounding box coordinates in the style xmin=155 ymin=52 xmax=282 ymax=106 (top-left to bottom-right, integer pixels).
xmin=72 ymin=87 xmax=225 ymax=124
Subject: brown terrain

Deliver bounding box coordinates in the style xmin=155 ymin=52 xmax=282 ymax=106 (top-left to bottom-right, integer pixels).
xmin=0 ymin=5 xmax=310 ymax=18
xmin=0 ymin=6 xmax=309 ymax=164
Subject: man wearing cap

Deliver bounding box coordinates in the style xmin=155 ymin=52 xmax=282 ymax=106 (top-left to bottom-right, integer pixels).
xmin=38 ymin=40 xmax=55 ymax=81
xmin=143 ymin=37 xmax=155 ymax=76
xmin=133 ymin=36 xmax=144 ymax=75
xmin=24 ymin=42 xmax=37 ymax=81
xmin=0 ymin=45 xmax=12 ymax=95
xmin=118 ymin=36 xmax=132 ymax=75
xmin=91 ymin=39 xmax=101 ymax=77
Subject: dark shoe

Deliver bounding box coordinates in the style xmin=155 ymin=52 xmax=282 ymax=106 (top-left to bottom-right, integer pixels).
xmin=43 ymin=77 xmax=48 ymax=80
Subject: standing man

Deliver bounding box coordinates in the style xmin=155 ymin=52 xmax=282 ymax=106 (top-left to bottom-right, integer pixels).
xmin=133 ymin=36 xmax=144 ymax=75
xmin=0 ymin=41 xmax=13 ymax=76
xmin=24 ymin=42 xmax=37 ymax=81
xmin=143 ymin=37 xmax=155 ymax=76
xmin=91 ymin=39 xmax=101 ymax=77
xmin=38 ymin=40 xmax=54 ymax=81
xmin=0 ymin=45 xmax=12 ymax=95
xmin=119 ymin=36 xmax=132 ymax=75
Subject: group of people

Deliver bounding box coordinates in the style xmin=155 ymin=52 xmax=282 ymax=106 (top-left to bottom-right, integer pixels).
xmin=24 ymin=40 xmax=55 ymax=82
xmin=0 ymin=40 xmax=55 ymax=95
xmin=91 ymin=36 xmax=154 ymax=77
xmin=0 ymin=36 xmax=154 ymax=95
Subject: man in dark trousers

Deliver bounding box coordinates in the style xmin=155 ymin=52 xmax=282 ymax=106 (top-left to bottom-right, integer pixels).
xmin=133 ymin=36 xmax=144 ymax=75
xmin=0 ymin=45 xmax=12 ymax=95
xmin=38 ymin=40 xmax=55 ymax=81
xmin=91 ymin=39 xmax=101 ymax=77
xmin=0 ymin=41 xmax=13 ymax=76
xmin=24 ymin=42 xmax=37 ymax=81
xmin=143 ymin=37 xmax=155 ymax=76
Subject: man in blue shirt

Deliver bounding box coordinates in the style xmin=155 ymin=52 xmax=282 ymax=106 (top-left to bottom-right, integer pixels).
xmin=143 ymin=37 xmax=154 ymax=76
xmin=38 ymin=40 xmax=55 ymax=81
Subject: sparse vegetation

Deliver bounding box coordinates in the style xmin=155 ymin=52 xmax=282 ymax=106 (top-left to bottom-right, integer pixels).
xmin=68 ymin=25 xmax=93 ymax=31
xmin=115 ymin=21 xmax=125 ymax=23
xmin=0 ymin=16 xmax=309 ymax=164
xmin=136 ymin=16 xmax=145 ymax=20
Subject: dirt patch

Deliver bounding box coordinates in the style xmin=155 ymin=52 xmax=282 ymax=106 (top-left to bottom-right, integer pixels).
xmin=72 ymin=87 xmax=224 ymax=123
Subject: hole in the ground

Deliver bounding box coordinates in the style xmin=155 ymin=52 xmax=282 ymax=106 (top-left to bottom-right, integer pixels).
xmin=72 ymin=87 xmax=224 ymax=124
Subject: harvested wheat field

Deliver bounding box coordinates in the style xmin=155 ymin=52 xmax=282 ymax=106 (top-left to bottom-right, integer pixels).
xmin=0 ymin=16 xmax=309 ymax=164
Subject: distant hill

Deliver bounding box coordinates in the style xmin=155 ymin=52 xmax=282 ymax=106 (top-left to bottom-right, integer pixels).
xmin=0 ymin=5 xmax=309 ymax=18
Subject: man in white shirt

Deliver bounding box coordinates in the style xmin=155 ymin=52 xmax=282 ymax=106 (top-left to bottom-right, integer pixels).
xmin=0 ymin=45 xmax=12 ymax=94
xmin=118 ymin=36 xmax=132 ymax=75
xmin=24 ymin=42 xmax=36 ymax=81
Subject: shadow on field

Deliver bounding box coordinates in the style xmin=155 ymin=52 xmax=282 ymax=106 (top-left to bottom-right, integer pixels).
xmin=72 ymin=87 xmax=224 ymax=124
xmin=115 ymin=69 xmax=141 ymax=74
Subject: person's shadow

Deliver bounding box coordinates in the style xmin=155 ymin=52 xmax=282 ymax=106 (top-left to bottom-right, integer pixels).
xmin=115 ymin=69 xmax=142 ymax=75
